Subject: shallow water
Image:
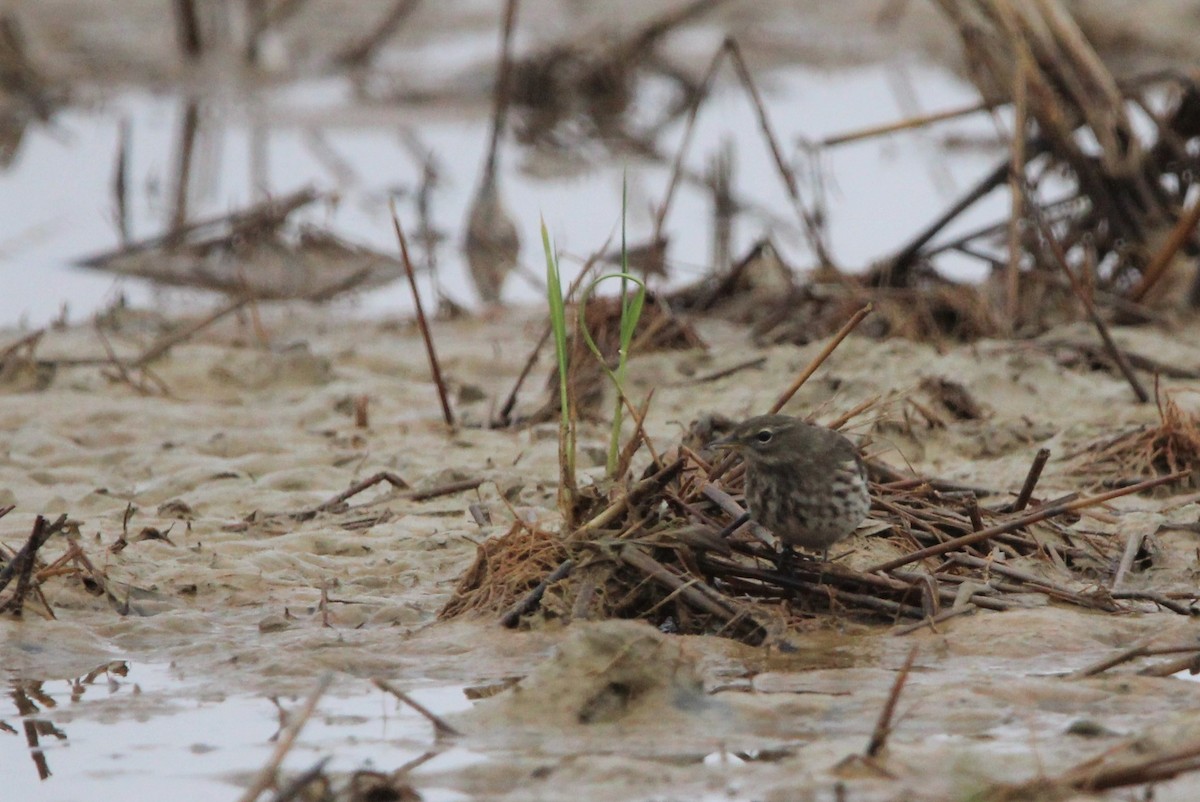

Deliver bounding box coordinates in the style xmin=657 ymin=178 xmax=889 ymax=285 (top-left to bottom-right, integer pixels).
xmin=3 ymin=660 xmax=478 ymax=801
xmin=0 ymin=57 xmax=1005 ymax=327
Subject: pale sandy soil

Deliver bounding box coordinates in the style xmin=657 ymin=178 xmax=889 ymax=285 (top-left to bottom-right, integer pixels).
xmin=4 ymin=301 xmax=1200 ymax=799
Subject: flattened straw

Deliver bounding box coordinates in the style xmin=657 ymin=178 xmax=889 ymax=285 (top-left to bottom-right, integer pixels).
xmin=891 ymin=604 xmax=976 ymax=636
xmin=391 ymin=200 xmax=455 ymax=427
xmin=868 ymin=470 xmax=1188 ymax=573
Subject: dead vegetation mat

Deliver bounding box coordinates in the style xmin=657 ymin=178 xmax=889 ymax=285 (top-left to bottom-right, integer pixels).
xmin=441 ymin=415 xmax=1200 ymax=645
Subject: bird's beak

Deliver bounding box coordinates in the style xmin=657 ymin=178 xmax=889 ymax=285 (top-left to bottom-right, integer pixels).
xmin=708 ymin=433 xmax=738 ymax=450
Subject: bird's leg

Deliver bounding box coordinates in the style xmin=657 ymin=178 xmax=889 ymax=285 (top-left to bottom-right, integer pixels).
xmin=774 ymin=543 xmax=798 ymax=574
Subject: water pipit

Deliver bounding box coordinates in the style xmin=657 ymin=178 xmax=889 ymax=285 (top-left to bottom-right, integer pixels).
xmin=711 ymin=414 xmax=870 ymax=564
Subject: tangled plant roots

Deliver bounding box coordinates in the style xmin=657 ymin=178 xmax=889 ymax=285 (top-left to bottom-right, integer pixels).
xmin=1074 ymin=391 xmax=1200 ymax=490
xmin=439 ymin=522 xmax=568 ymax=619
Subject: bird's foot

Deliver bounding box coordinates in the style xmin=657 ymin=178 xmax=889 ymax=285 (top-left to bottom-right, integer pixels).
xmin=774 ymin=545 xmax=799 ymax=574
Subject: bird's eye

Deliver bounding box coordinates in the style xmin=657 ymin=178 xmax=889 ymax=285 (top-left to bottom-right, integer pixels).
xmin=755 ymin=429 xmax=773 ymax=444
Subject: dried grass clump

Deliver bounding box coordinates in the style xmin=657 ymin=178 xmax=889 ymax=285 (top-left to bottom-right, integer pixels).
xmin=439 ymin=522 xmax=568 ymax=619
xmin=1073 ymin=391 xmax=1200 ymax=491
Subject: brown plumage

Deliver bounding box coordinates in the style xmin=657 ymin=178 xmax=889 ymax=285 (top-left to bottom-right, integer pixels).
xmin=711 ymin=414 xmax=870 ymax=559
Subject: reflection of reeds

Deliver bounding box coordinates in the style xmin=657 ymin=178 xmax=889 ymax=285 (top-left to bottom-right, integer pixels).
xmin=463 ymin=0 xmax=520 ymax=305
xmin=171 ymin=0 xmax=203 ymax=60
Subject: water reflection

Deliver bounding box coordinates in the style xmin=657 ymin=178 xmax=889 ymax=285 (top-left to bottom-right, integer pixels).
xmin=2 ymin=660 xmax=480 ymax=799
xmin=3 ymin=660 xmax=127 ymax=781
xmin=0 ymin=50 xmax=1004 ymax=327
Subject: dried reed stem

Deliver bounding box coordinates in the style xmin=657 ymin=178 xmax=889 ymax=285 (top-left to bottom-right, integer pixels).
xmin=391 ymin=201 xmax=455 ymax=427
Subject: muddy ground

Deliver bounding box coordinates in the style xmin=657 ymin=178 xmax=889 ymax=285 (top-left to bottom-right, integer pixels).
xmin=5 ymin=301 xmax=1200 ymax=800
xmin=6 ymin=1 xmax=1200 ymax=800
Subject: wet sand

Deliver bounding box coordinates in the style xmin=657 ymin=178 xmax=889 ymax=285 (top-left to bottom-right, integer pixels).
xmin=4 ymin=300 xmax=1200 ymax=799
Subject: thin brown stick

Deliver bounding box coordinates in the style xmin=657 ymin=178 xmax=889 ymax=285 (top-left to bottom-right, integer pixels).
xmin=1138 ymin=651 xmax=1200 ymax=678
xmin=236 ymin=673 xmax=332 ymax=802
xmin=334 ymin=0 xmax=422 ymax=68
xmin=820 ymin=100 xmax=994 ymax=147
xmin=824 ymin=395 xmax=880 ymax=432
xmin=483 ymin=0 xmax=519 ymax=182
xmin=172 ymin=0 xmax=203 ymax=58
xmin=499 ymin=558 xmax=574 ymax=628
xmin=372 ymin=678 xmax=462 ymax=737
xmin=1021 ymin=182 xmax=1149 ymax=403
xmin=880 ymin=159 xmax=1014 ymax=286
xmin=867 ymin=470 xmax=1187 ymax=573
xmin=269 ymin=756 xmax=331 ymax=802
xmin=572 ymin=458 xmax=684 ymax=541
xmin=724 ymin=36 xmax=832 ymax=265
xmin=167 ymin=100 xmax=199 ymax=242
xmin=614 ymin=390 xmax=657 ymax=478
xmin=493 ymin=248 xmax=603 ymax=427
xmin=966 ymin=495 xmax=985 ymax=531
xmin=391 ymin=201 xmax=454 ymax=427
xmin=865 ymin=645 xmax=918 ymax=757
xmin=133 ymin=296 xmax=251 ymax=367
xmin=495 ymin=324 xmax=551 ymax=426
xmin=652 ymin=44 xmax=725 ymax=243
xmin=891 ymin=604 xmax=976 ymax=636
xmin=948 ymin=553 xmax=1116 ymax=611
xmin=1109 ymin=589 xmax=1198 ymax=616
xmin=1111 ymin=527 xmax=1146 ymax=590
xmin=1011 ymin=447 xmax=1050 ymax=512
xmin=0 ymin=515 xmax=67 ymax=612
xmin=770 ymin=303 xmax=872 ymax=413
xmin=1070 ymin=636 xmax=1173 ymax=678
xmin=1007 ymin=56 xmax=1028 ymax=331
xmin=708 ymin=558 xmax=927 ymax=619
xmin=1129 ymin=194 xmax=1200 ymax=301
xmin=619 ymin=544 xmax=743 ymax=622
xmin=678 ymin=357 xmax=766 ymax=386
xmin=1057 ymin=736 xmax=1200 ymax=792
xmin=80 ymin=188 xmax=321 ymax=268
xmin=310 ymin=471 xmax=410 ymax=515
xmin=403 ymin=477 xmax=484 ymax=502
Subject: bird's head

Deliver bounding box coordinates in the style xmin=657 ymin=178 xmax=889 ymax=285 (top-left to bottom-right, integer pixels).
xmin=709 ymin=414 xmax=809 ymax=466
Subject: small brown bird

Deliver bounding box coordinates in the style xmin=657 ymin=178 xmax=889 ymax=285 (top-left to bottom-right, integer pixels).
xmin=711 ymin=414 xmax=870 ymax=562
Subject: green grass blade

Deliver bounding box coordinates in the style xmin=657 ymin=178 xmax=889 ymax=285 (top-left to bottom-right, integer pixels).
xmin=541 ymin=218 xmax=575 ymax=509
